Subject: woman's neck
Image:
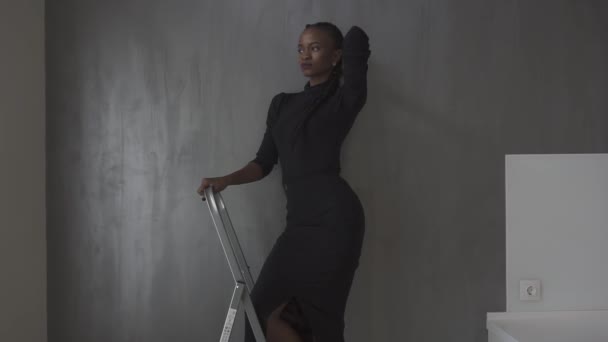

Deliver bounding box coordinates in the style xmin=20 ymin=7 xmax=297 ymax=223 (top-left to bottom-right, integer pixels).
xmin=308 ymin=72 xmax=331 ymax=87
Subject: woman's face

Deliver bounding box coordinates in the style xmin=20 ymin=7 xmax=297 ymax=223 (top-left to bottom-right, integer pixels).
xmin=298 ymin=28 xmax=341 ymax=79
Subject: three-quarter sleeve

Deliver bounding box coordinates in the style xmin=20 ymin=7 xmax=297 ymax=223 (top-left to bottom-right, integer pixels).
xmin=341 ymin=25 xmax=371 ymax=113
xmin=250 ymin=92 xmax=284 ymax=177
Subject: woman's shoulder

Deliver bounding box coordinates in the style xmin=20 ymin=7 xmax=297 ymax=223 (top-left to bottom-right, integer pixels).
xmin=266 ymin=92 xmax=292 ymax=125
xmin=269 ymin=92 xmax=292 ymax=107
xmin=270 ymin=91 xmax=302 ymax=108
xmin=267 ymin=85 xmax=308 ymax=113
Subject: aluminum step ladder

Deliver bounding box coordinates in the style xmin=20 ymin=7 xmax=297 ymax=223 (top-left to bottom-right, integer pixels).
xmin=203 ymin=187 xmax=266 ymax=342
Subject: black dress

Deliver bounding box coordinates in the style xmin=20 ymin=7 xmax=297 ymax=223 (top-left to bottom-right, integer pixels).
xmin=244 ymin=26 xmax=370 ymax=342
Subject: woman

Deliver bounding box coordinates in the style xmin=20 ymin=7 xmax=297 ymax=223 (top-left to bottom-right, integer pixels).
xmin=197 ymin=22 xmax=371 ymax=342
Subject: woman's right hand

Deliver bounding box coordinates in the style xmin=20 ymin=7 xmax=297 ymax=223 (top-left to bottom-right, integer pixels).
xmin=197 ymin=176 xmax=229 ymax=200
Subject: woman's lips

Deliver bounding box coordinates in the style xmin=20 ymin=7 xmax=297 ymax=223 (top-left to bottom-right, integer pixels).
xmin=300 ymin=63 xmax=312 ymax=69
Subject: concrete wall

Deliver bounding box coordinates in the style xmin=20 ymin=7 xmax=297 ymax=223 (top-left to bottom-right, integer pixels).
xmin=0 ymin=0 xmax=46 ymax=341
xmin=46 ymin=1 xmax=608 ymax=341
xmin=506 ymin=154 xmax=608 ymax=312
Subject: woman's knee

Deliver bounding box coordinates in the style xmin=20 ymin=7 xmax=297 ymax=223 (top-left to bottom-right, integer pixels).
xmin=266 ymin=301 xmax=305 ymax=342
xmin=268 ymin=301 xmax=290 ymax=321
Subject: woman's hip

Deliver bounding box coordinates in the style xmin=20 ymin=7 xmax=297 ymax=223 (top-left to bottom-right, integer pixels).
xmin=284 ymin=174 xmax=364 ymax=224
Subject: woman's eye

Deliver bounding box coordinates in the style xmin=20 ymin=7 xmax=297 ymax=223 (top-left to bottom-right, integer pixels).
xmin=297 ymin=46 xmax=321 ymax=54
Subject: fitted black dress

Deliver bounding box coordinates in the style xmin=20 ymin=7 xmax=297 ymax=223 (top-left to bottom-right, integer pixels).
xmin=244 ymin=26 xmax=370 ymax=342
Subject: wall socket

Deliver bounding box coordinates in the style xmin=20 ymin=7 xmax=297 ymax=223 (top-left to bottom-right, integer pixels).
xmin=520 ymin=279 xmax=541 ymax=301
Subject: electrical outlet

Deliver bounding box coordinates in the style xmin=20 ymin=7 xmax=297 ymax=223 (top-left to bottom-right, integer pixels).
xmin=520 ymin=279 xmax=541 ymax=301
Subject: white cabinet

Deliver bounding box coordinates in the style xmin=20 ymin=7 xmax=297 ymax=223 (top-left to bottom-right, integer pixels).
xmin=487 ymin=311 xmax=608 ymax=342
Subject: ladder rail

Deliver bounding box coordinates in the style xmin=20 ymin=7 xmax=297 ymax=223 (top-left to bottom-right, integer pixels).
xmin=203 ymin=187 xmax=266 ymax=342
xmin=204 ymin=187 xmax=242 ymax=283
xmin=214 ymin=192 xmax=257 ymax=291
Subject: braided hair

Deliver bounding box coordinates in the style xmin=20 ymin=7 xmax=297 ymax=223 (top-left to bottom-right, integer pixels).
xmin=291 ymin=22 xmax=344 ymax=149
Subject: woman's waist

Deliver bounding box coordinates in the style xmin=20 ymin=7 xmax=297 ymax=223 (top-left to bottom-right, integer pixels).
xmin=282 ymin=173 xmax=360 ymax=209
xmin=283 ymin=174 xmax=364 ymax=227
xmin=282 ymin=172 xmax=343 ymax=194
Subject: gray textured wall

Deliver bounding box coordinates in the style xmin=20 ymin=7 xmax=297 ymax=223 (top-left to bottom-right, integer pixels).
xmin=0 ymin=0 xmax=46 ymax=341
xmin=46 ymin=1 xmax=608 ymax=341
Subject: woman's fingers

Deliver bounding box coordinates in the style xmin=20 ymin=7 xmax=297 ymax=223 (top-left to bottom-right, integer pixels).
xmin=197 ymin=178 xmax=209 ymax=197
xmin=198 ymin=178 xmax=216 ymax=200
xmin=200 ymin=184 xmax=217 ymax=201
xmin=197 ymin=177 xmax=227 ymax=201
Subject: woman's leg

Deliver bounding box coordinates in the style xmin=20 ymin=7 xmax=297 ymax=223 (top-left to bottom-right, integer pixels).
xmin=266 ymin=301 xmax=305 ymax=342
